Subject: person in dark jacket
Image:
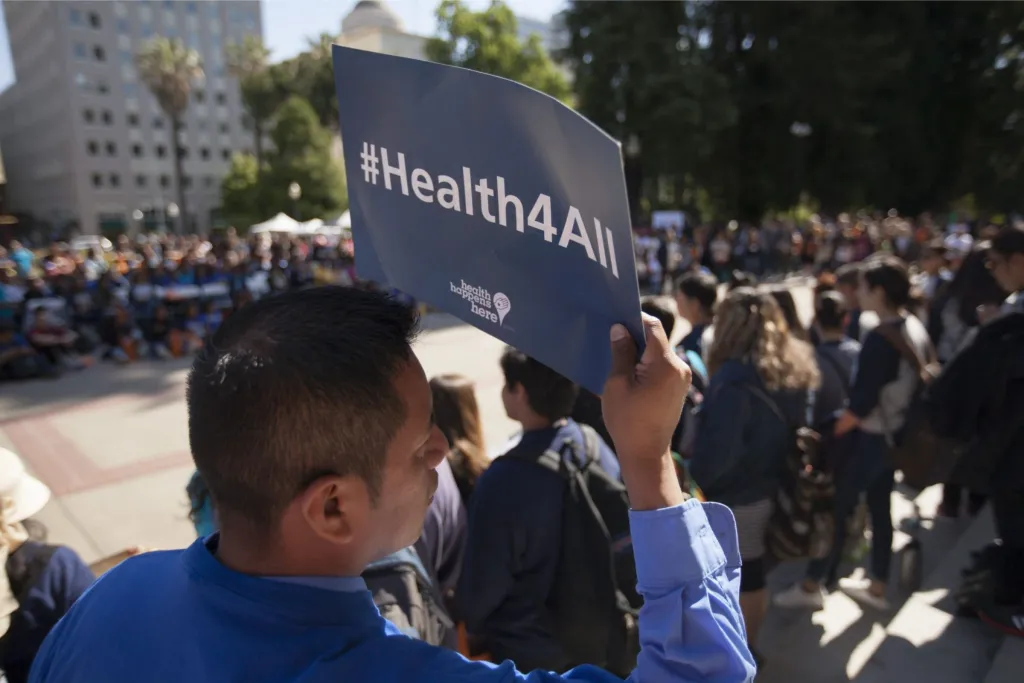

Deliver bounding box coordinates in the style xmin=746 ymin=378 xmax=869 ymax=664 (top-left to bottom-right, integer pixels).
xmin=0 ymin=448 xmax=94 ymax=683
xmin=689 ymin=287 xmax=819 ymax=658
xmin=811 ymin=291 xmax=861 ymax=425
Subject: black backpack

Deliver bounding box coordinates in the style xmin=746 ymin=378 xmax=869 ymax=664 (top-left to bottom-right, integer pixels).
xmin=362 ymin=546 xmax=455 ymax=649
xmin=508 ymin=423 xmax=639 ymax=676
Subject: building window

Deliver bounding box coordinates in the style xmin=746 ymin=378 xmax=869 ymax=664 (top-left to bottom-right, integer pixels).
xmin=86 ymin=141 xmax=98 ymax=155
xmin=156 ymin=145 xmax=167 ymax=158
xmin=89 ymin=12 xmax=101 ymax=29
xmin=74 ymin=43 xmax=87 ymax=60
xmin=203 ymin=176 xmax=214 ymax=189
xmin=117 ymin=19 xmax=129 ymax=34
xmin=106 ymin=141 xmax=117 ymax=156
xmin=101 ymin=110 xmax=113 ymax=125
xmin=92 ymin=173 xmax=103 ymax=188
xmin=163 ymin=0 xmax=174 ymax=9
xmin=178 ymin=146 xmax=189 ymax=159
xmin=132 ymin=144 xmax=143 ymax=157
xmin=221 ymin=149 xmax=230 ymax=161
xmin=194 ymin=90 xmax=205 ymax=103
xmin=94 ymin=46 xmax=106 ymax=62
xmin=97 ymin=82 xmax=110 ymax=95
xmin=120 ymin=50 xmax=132 ymax=64
xmin=83 ymin=108 xmax=95 ymax=124
xmin=182 ymin=176 xmax=192 ymax=189
xmin=199 ymin=147 xmax=210 ymax=160
xmin=160 ymin=175 xmax=171 ymax=188
xmin=109 ymin=174 xmax=121 ymax=188
xmin=153 ymin=117 xmax=164 ymax=129
xmin=70 ymin=9 xmax=83 ymax=25
xmin=141 ymin=24 xmax=153 ymax=38
xmin=123 ymin=83 xmax=138 ymax=97
xmin=215 ymin=92 xmax=226 ymax=105
xmin=127 ymin=113 xmax=139 ymax=126
xmin=186 ymin=1 xmax=197 ymax=14
xmin=136 ymin=175 xmax=147 ymax=188
xmin=218 ymin=123 xmax=229 ymax=134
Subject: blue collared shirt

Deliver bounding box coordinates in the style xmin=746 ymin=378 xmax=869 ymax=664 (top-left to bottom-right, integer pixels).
xmin=30 ymin=500 xmax=754 ymax=683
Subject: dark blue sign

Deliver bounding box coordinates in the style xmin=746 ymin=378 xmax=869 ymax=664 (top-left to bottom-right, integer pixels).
xmin=333 ymin=46 xmax=643 ymax=394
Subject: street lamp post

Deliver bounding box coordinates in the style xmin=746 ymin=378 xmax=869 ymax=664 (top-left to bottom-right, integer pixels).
xmin=131 ymin=209 xmax=144 ymax=237
xmin=624 ymin=135 xmax=642 ymax=224
xmin=288 ymin=182 xmax=302 ymax=221
xmin=167 ymin=202 xmax=180 ymax=235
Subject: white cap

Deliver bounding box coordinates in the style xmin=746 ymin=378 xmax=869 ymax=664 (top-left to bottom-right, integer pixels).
xmin=0 ymin=448 xmax=51 ymax=524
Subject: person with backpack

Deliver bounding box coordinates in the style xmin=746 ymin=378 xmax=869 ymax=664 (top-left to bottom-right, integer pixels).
xmin=810 ymin=291 xmax=861 ymax=426
xmin=456 ymin=349 xmax=625 ymax=672
xmin=186 ymin=466 xmax=459 ymax=648
xmin=775 ymin=257 xmax=931 ymax=612
xmin=30 ymin=287 xmax=754 ymax=683
xmin=688 ymin=288 xmax=820 ymax=663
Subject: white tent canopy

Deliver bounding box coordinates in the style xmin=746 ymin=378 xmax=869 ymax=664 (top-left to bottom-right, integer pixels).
xmin=249 ymin=212 xmax=301 ymax=234
xmin=322 ymin=210 xmax=351 ymax=229
xmin=296 ymin=218 xmax=324 ymax=235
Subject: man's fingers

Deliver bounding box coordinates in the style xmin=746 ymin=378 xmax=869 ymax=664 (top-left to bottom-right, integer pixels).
xmin=607 ymin=323 xmax=637 ymax=381
xmin=639 ymin=313 xmax=671 ymax=361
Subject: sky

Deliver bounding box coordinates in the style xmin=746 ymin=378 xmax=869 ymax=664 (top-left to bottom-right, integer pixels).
xmin=0 ymin=0 xmax=565 ymax=91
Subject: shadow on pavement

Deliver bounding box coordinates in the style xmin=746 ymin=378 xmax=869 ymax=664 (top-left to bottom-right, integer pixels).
xmin=0 ymin=357 xmax=193 ymax=423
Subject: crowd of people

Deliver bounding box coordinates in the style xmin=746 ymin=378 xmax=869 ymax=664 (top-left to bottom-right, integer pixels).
xmin=0 ymin=230 xmax=391 ymax=382
xmin=0 ymin=218 xmax=1022 ymax=682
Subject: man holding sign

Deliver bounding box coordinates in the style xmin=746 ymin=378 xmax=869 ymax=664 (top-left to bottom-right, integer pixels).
xmin=28 ymin=53 xmax=752 ymax=683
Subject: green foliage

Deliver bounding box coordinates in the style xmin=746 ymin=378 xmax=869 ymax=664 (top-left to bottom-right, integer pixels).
xmin=220 ymin=97 xmax=346 ymax=229
xmin=562 ymin=0 xmax=1024 ymax=221
xmin=426 ymin=0 xmax=571 ymax=102
xmin=226 ymin=36 xmax=279 ymax=169
xmin=220 ymin=153 xmax=263 ymax=229
xmin=135 ymin=37 xmax=203 ymax=117
xmin=269 ymin=33 xmax=339 ymax=131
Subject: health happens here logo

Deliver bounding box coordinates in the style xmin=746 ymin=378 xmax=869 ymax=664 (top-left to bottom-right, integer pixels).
xmin=450 ymin=279 xmax=511 ymax=326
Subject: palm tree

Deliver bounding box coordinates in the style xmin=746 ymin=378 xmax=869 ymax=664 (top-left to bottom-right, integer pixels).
xmin=226 ymin=36 xmax=275 ymax=173
xmin=135 ymin=38 xmax=203 ymax=234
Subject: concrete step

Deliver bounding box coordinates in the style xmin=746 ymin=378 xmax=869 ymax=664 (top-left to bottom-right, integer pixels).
xmin=849 ymin=505 xmax=1004 ymax=683
xmin=984 ymin=635 xmax=1024 ymax=683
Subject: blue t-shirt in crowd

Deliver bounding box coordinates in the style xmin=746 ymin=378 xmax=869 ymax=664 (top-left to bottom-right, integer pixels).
xmin=30 ymin=504 xmax=753 ymax=683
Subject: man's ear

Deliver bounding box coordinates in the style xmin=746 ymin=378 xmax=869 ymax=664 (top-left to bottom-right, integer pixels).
xmin=297 ymin=475 xmax=369 ymax=546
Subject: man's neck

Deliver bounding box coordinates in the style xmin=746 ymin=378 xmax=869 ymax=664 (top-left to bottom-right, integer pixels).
xmin=688 ymin=313 xmax=712 ymax=329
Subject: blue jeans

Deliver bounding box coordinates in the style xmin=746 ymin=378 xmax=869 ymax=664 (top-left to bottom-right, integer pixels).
xmin=808 ymin=431 xmax=895 ymax=584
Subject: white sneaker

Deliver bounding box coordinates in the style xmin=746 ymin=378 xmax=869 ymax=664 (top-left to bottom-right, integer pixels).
xmin=838 ymin=577 xmax=891 ymax=610
xmin=772 ymin=583 xmax=825 ymax=609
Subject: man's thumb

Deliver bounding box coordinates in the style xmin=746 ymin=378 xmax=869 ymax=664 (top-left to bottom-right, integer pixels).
xmin=608 ymin=324 xmax=637 ymax=380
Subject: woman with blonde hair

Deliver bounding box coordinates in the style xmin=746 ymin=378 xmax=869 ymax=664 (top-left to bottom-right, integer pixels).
xmin=429 ymin=374 xmax=489 ymax=506
xmin=689 ymin=287 xmax=820 ymax=663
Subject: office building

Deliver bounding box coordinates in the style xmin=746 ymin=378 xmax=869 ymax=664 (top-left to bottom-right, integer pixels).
xmin=0 ymin=0 xmax=263 ymax=236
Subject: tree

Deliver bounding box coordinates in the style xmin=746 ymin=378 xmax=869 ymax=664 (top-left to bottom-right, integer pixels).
xmin=269 ymin=33 xmax=339 ymax=131
xmin=220 ymin=97 xmax=347 ymax=231
xmin=425 ymin=0 xmax=571 ymax=102
xmin=135 ymin=38 xmax=203 ymax=233
xmin=220 ymin=153 xmax=263 ymax=229
xmin=226 ymin=36 xmax=277 ymax=173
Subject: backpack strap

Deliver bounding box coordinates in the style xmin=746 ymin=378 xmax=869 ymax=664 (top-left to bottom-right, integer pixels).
xmin=745 ymin=383 xmax=790 ymax=429
xmin=875 ymin=320 xmax=935 ymax=381
xmin=577 ymin=423 xmax=601 ymax=469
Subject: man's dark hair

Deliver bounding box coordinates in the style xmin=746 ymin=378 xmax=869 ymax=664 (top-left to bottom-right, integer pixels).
xmin=861 ymin=256 xmax=912 ymax=308
xmin=676 ymin=270 xmax=718 ymax=313
xmin=992 ymin=225 xmax=1024 ymax=256
xmin=815 ymin=290 xmax=848 ymax=332
xmin=500 ymin=348 xmax=579 ymax=422
xmin=186 ymin=286 xmax=419 ymax=532
xmin=835 ymin=263 xmax=862 ymax=288
xmin=641 ymin=297 xmax=676 ymax=338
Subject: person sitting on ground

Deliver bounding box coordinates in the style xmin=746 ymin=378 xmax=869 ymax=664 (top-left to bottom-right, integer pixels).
xmin=141 ymin=305 xmax=174 ymax=360
xmin=675 ymin=270 xmax=718 ymax=360
xmin=29 ymin=286 xmax=753 ymax=683
xmin=25 ymin=308 xmax=86 ymax=371
xmin=810 ymin=291 xmax=861 ymax=425
xmin=0 ymin=321 xmax=56 ymax=381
